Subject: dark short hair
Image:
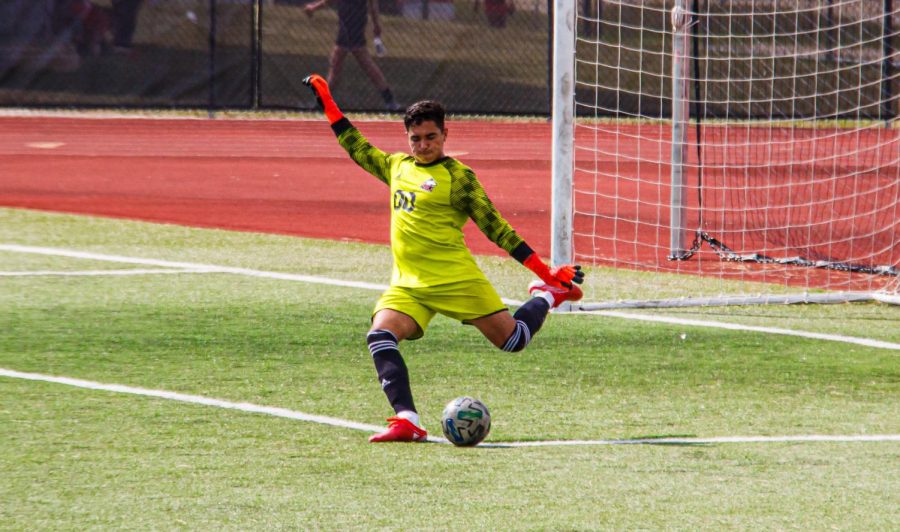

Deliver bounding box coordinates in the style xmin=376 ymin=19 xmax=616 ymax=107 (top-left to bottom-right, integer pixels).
xmin=404 ymin=100 xmax=445 ymax=131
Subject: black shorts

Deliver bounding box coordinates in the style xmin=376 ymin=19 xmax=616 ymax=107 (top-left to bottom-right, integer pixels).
xmin=336 ymin=0 xmax=368 ymax=49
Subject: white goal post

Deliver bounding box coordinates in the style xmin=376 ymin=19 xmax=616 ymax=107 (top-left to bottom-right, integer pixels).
xmin=552 ymin=0 xmax=900 ymax=309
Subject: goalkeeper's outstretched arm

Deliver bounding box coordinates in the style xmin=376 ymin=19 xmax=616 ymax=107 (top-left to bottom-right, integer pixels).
xmin=522 ymin=252 xmax=584 ymax=289
xmin=447 ymin=162 xmax=585 ymax=289
xmin=303 ymin=73 xmax=393 ymax=184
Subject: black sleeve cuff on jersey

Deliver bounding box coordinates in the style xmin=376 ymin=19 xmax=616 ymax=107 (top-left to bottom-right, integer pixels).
xmin=331 ymin=117 xmax=353 ymax=136
xmin=511 ymin=242 xmax=535 ymax=264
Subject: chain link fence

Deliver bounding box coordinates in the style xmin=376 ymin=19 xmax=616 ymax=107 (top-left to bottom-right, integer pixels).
xmin=1 ymin=1 xmax=895 ymax=117
xmin=0 ymin=0 xmax=551 ymax=114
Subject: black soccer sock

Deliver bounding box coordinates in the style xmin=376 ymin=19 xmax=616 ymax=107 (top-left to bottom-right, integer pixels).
xmin=502 ymin=297 xmax=551 ymax=352
xmin=366 ymin=329 xmax=416 ymax=414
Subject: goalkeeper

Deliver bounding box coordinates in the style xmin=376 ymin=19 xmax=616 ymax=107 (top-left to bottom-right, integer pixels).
xmin=303 ymin=74 xmax=585 ymax=443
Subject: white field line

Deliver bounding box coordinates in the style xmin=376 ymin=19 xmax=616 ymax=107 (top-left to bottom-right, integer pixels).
xmin=2 ymin=243 xmax=899 ymax=351
xmin=0 ymin=244 xmax=389 ymax=292
xmin=0 ymin=268 xmax=215 ymax=277
xmin=0 ymin=368 xmax=385 ymax=435
xmin=482 ymin=434 xmax=900 ymax=448
xmin=587 ymin=310 xmax=900 ymax=351
xmin=3 ymin=368 xmax=898 ymax=447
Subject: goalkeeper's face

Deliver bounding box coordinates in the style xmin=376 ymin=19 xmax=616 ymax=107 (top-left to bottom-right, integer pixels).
xmin=407 ymin=120 xmax=447 ymax=164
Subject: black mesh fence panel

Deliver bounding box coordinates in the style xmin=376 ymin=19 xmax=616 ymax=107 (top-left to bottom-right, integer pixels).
xmin=261 ymin=0 xmax=550 ymax=113
xmin=0 ymin=0 xmax=254 ymax=107
xmin=1 ymin=0 xmax=551 ymax=114
xmin=0 ymin=1 xmax=895 ymax=117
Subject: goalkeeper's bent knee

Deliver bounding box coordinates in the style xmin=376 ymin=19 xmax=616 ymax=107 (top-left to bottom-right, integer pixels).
xmin=501 ymin=297 xmax=551 ymax=352
xmin=501 ymin=320 xmax=531 ymax=352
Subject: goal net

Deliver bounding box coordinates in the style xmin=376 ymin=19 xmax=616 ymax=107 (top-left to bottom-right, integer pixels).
xmin=553 ymin=0 xmax=900 ymax=308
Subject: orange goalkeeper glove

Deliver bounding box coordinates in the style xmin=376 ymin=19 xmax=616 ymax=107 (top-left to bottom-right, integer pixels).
xmin=522 ymin=253 xmax=585 ymax=289
xmin=550 ymin=264 xmax=585 ymax=288
xmin=302 ymin=73 xmax=344 ymax=125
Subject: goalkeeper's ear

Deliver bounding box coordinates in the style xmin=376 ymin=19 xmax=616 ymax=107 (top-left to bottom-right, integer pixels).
xmin=302 ymin=73 xmax=345 ymax=125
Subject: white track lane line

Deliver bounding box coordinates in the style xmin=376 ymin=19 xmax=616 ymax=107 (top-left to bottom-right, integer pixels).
xmin=2 ymin=243 xmax=899 ymax=351
xmin=2 ymin=368 xmax=897 ymax=447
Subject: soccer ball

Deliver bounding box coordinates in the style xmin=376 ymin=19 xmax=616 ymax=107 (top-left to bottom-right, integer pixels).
xmin=441 ymin=396 xmax=491 ymax=446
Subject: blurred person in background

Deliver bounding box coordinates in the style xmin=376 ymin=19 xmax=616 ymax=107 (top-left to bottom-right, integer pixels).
xmin=484 ymin=0 xmax=514 ymax=28
xmin=52 ymin=0 xmax=112 ymax=56
xmin=304 ymin=0 xmax=401 ymax=111
xmin=111 ymin=0 xmax=143 ymax=51
xmin=50 ymin=0 xmax=142 ymax=55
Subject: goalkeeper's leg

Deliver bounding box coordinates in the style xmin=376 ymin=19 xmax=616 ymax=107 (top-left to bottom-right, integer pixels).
xmin=471 ymin=297 xmax=551 ymax=353
xmin=366 ymin=309 xmax=428 ymax=443
xmin=502 ymin=297 xmax=550 ymax=352
xmin=367 ymin=328 xmax=416 ymax=415
xmin=473 ymin=281 xmax=582 ymax=352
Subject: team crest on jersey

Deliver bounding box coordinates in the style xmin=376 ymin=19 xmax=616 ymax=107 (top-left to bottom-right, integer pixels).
xmin=420 ymin=178 xmax=437 ymax=192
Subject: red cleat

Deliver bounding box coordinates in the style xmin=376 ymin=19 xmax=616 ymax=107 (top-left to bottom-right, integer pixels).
xmin=528 ymin=281 xmax=583 ymax=308
xmin=368 ymin=416 xmax=428 ymax=443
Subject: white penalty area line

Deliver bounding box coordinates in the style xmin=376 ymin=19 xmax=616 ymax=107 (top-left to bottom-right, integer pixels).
xmin=2 ymin=368 xmax=898 ymax=447
xmin=2 ymin=243 xmax=899 ymax=351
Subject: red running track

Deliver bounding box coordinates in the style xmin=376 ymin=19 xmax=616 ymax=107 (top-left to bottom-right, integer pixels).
xmin=0 ymin=115 xmax=553 ymax=257
xmin=1 ymin=115 xmax=896 ymax=292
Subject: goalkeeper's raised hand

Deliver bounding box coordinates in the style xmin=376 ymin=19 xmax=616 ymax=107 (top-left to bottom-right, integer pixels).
xmin=302 ymin=73 xmax=344 ymax=125
xmin=523 ymin=253 xmax=585 ymax=289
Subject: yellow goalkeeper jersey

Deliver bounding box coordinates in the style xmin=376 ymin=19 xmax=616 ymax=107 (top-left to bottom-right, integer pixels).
xmin=334 ymin=120 xmax=529 ymax=288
